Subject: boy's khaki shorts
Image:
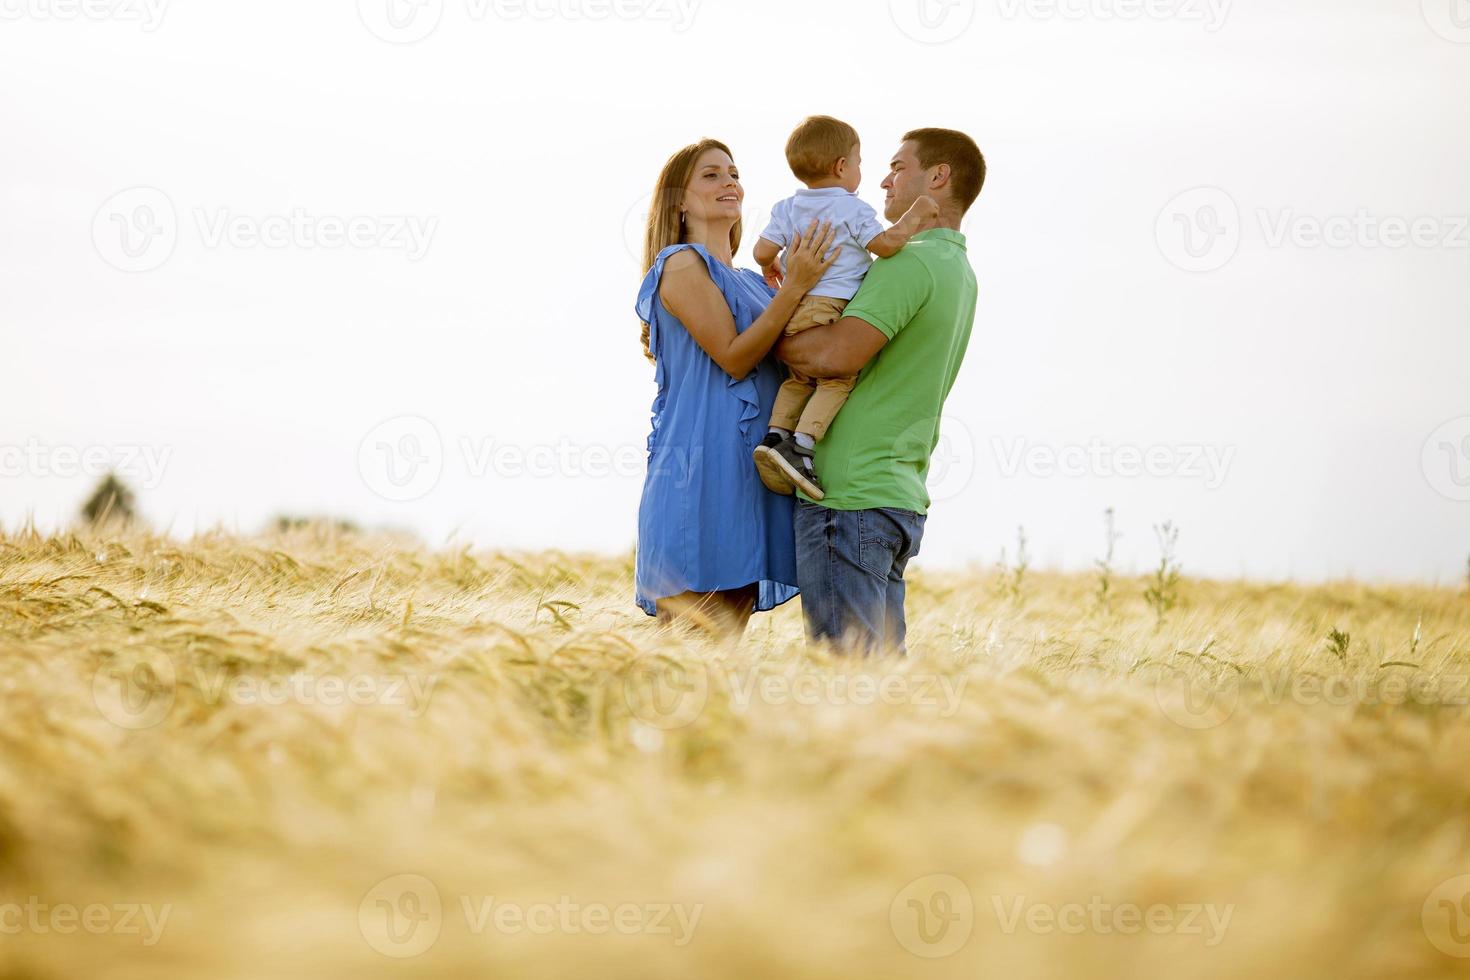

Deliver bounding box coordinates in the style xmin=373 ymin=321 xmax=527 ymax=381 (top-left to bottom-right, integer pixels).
xmin=785 ymin=295 xmax=849 ymax=335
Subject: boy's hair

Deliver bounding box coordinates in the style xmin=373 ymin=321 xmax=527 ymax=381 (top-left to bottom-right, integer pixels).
xmin=785 ymin=115 xmax=860 ymax=184
xmin=902 ymin=128 xmax=986 ymax=214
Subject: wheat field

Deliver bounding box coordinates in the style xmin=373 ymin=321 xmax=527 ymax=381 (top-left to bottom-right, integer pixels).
xmin=1 ymin=523 xmax=1467 ymax=978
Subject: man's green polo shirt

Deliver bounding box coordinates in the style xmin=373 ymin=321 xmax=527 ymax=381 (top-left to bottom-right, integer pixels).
xmin=802 ymin=227 xmax=977 ymax=514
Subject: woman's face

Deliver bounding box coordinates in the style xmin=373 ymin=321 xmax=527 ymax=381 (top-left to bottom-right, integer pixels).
xmin=682 ymin=147 xmax=743 ymax=225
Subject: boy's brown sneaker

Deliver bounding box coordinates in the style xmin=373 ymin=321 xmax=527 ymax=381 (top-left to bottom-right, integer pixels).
xmin=753 ymin=433 xmax=794 ymax=495
xmin=754 ymin=436 xmax=825 ymax=501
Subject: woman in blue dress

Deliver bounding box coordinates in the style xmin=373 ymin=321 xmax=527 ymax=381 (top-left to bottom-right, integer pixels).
xmin=635 ymin=138 xmax=838 ymax=637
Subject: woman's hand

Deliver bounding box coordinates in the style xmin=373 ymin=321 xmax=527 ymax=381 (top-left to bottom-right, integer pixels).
xmin=780 ymin=220 xmax=841 ymax=295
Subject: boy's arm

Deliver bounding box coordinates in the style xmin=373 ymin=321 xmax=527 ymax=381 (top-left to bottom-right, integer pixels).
xmin=755 ymin=200 xmax=791 ymax=287
xmin=753 ymin=236 xmax=784 ymax=288
xmin=753 ymin=236 xmax=781 ymax=268
xmin=866 ymin=195 xmax=940 ymax=258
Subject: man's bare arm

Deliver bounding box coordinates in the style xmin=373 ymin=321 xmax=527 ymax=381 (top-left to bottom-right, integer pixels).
xmin=775 ymin=316 xmax=889 ymax=379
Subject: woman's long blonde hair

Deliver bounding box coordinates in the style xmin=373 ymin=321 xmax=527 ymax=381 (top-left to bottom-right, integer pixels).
xmin=639 ymin=138 xmax=743 ymax=363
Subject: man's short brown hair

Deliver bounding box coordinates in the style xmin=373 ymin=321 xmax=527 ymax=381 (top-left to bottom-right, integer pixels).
xmin=786 ymin=115 xmax=860 ymax=184
xmin=902 ymin=128 xmax=986 ymax=214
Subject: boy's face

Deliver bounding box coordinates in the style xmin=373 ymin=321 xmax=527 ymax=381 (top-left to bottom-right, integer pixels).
xmin=837 ymin=141 xmax=862 ymax=193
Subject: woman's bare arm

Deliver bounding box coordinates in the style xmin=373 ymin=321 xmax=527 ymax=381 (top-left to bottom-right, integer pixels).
xmin=659 ymin=222 xmax=839 ymax=380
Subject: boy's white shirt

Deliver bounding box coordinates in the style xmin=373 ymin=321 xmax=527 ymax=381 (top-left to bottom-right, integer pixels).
xmin=758 ymin=187 xmax=887 ymax=301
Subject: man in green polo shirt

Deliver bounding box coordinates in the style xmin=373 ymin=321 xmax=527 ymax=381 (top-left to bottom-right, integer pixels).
xmin=776 ymin=128 xmax=984 ymax=654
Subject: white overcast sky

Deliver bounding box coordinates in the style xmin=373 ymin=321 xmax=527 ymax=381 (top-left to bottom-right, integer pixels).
xmin=2 ymin=0 xmax=1468 ymax=584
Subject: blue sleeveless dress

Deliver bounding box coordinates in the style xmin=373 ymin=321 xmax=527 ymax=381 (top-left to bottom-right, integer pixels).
xmin=635 ymin=244 xmax=799 ymax=616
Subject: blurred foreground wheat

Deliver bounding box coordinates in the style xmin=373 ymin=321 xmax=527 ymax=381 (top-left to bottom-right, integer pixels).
xmin=1 ymin=524 xmax=1468 ymax=979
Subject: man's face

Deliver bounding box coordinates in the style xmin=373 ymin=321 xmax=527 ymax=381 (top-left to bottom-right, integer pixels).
xmin=880 ymin=140 xmax=929 ymax=222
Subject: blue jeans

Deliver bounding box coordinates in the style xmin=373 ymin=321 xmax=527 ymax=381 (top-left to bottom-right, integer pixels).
xmin=794 ymin=501 xmax=926 ymax=655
